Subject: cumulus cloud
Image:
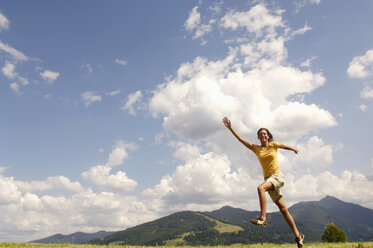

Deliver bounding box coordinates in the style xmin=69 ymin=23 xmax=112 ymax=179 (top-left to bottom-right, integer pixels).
xmin=105 ymin=140 xmax=137 ymax=167
xmin=347 ymin=49 xmax=373 ymax=78
xmin=172 ymin=142 xmax=202 ymax=162
xmin=145 ymin=2 xmax=342 ymax=215
xmin=2 ymin=61 xmax=30 ymax=94
xmin=285 ymin=170 xmax=373 ymax=208
xmin=40 ymin=70 xmax=60 ymax=83
xmin=220 ymin=4 xmax=284 ymax=36
xmin=82 ymin=140 xmax=138 ymax=193
xmin=185 ymin=6 xmax=213 ymax=41
xmin=14 ymin=176 xmax=84 ymax=193
xmin=185 ymin=6 xmax=201 ymax=31
xmin=81 ymin=165 xmax=138 ymax=193
xmin=1 ymin=61 xmax=16 ymax=79
xmin=81 ymin=91 xmax=102 ymax=107
xmin=359 ymin=104 xmax=367 ymax=112
xmin=0 ymin=182 xmax=154 ymax=242
xmin=143 ymin=152 xmax=257 ymax=213
xmin=361 ymin=85 xmax=373 ymax=99
xmin=0 ymin=12 xmax=10 ymax=30
xmin=122 ymin=90 xmax=143 ymax=115
xmin=144 ymin=146 xmax=373 ymax=213
xmin=291 ymin=136 xmax=334 ymax=171
xmin=0 ymin=140 xmax=153 ymax=242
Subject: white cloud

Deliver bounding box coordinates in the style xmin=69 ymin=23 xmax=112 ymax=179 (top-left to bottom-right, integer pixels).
xmin=82 ymin=140 xmax=138 ymax=193
xmin=14 ymin=176 xmax=84 ymax=193
xmin=220 ymin=4 xmax=284 ymax=37
xmin=361 ymin=85 xmax=373 ymax=99
xmin=0 ymin=174 xmax=22 ymax=205
xmin=185 ymin=6 xmax=200 ymax=31
xmin=347 ymin=49 xmax=373 ymax=78
xmin=371 ymin=158 xmax=373 ymax=168
xmin=1 ymin=61 xmax=16 ymax=79
xmin=285 ymin=170 xmax=373 ymax=208
xmin=105 ymin=90 xmax=121 ymax=96
xmin=185 ymin=6 xmax=212 ymax=40
xmin=40 ymin=70 xmax=60 ymax=83
xmin=172 ymin=142 xmax=202 ymax=162
xmin=294 ymin=0 xmax=321 ymax=13
xmin=81 ymin=165 xmax=138 ymax=193
xmin=0 ymin=12 xmax=10 ymax=30
xmin=81 ymin=91 xmax=102 ymax=107
xmin=291 ymin=22 xmax=312 ymax=37
xmin=105 ymin=140 xmax=137 ymax=167
xmin=144 ymin=148 xmax=373 ymax=214
xmin=2 ymin=61 xmax=29 ymax=93
xmin=149 ymin=3 xmax=336 ymax=149
xmin=0 ymin=144 xmax=154 ymax=242
xmin=122 ymin=90 xmax=143 ymax=115
xmin=143 ymin=152 xmax=257 ymax=212
xmin=359 ymin=104 xmax=367 ymax=112
xmin=115 ymin=58 xmax=128 ymax=67
xmin=9 ymin=82 xmax=21 ymax=95
xmin=209 ymin=2 xmax=223 ymax=15
xmin=149 ymin=55 xmax=333 ymax=142
xmin=0 ymin=40 xmax=28 ymax=61
xmin=292 ymin=136 xmax=334 ymax=171
xmin=0 ymin=182 xmax=154 ymax=242
xmin=300 ymin=56 xmax=317 ymax=69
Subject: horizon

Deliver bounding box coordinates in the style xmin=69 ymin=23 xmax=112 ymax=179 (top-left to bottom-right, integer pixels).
xmin=29 ymin=194 xmax=373 ymax=242
xmin=1 ymin=0 xmax=373 ymax=243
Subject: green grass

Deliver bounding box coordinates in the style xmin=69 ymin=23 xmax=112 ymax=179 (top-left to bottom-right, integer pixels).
xmin=197 ymin=213 xmax=244 ymax=234
xmin=162 ymin=213 xmax=245 ymax=246
xmin=1 ymin=242 xmax=373 ymax=248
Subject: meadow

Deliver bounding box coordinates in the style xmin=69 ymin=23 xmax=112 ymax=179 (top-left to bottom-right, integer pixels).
xmin=0 ymin=242 xmax=373 ymax=248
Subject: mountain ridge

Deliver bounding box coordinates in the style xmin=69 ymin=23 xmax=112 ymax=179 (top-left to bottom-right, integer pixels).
xmin=31 ymin=196 xmax=373 ymax=245
xmin=29 ymin=230 xmax=114 ymax=244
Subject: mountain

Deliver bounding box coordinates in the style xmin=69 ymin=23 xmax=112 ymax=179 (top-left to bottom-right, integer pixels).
xmin=289 ymin=195 xmax=373 ymax=241
xmin=33 ymin=196 xmax=373 ymax=245
xmin=89 ymin=210 xmax=265 ymax=246
xmin=203 ymin=196 xmax=373 ymax=243
xmin=90 ymin=196 xmax=373 ymax=245
xmin=88 ymin=196 xmax=373 ymax=245
xmin=29 ymin=231 xmax=114 ymax=244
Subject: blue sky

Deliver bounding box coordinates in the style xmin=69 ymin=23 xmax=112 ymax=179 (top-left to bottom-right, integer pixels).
xmin=1 ymin=0 xmax=373 ymax=242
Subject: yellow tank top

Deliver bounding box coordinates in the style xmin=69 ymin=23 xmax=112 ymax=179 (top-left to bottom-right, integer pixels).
xmin=250 ymin=141 xmax=281 ymax=178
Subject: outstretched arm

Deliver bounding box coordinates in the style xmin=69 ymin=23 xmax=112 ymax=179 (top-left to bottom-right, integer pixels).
xmin=279 ymin=144 xmax=299 ymax=154
xmin=223 ymin=117 xmax=253 ymax=150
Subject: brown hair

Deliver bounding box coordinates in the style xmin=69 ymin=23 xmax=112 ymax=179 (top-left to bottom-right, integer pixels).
xmin=257 ymin=128 xmax=274 ymax=142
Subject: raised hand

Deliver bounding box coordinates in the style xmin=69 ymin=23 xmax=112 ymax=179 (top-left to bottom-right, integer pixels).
xmin=223 ymin=117 xmax=231 ymax=129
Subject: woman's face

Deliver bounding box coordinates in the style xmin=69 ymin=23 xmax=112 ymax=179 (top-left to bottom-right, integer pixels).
xmin=258 ymin=129 xmax=269 ymax=142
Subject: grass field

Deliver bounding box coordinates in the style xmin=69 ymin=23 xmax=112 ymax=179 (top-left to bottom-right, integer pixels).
xmin=0 ymin=242 xmax=372 ymax=248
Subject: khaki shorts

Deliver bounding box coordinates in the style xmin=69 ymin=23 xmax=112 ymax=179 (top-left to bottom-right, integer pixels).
xmin=265 ymin=171 xmax=285 ymax=202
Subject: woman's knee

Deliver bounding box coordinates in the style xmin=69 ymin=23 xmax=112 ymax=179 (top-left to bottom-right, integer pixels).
xmin=257 ymin=184 xmax=265 ymax=193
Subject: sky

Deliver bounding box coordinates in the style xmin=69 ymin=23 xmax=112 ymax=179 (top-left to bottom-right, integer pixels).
xmin=0 ymin=0 xmax=373 ymax=243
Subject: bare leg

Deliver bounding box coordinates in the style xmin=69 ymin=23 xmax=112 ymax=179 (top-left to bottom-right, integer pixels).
xmin=275 ymin=196 xmax=300 ymax=238
xmin=257 ymin=181 xmax=273 ymax=220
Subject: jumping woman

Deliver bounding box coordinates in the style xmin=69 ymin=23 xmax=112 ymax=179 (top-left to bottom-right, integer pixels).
xmin=223 ymin=117 xmax=304 ymax=248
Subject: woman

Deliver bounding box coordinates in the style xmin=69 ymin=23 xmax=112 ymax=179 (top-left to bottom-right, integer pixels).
xmin=223 ymin=117 xmax=304 ymax=248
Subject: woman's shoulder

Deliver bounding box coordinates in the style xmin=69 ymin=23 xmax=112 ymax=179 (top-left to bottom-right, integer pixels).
xmin=269 ymin=141 xmax=280 ymax=147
